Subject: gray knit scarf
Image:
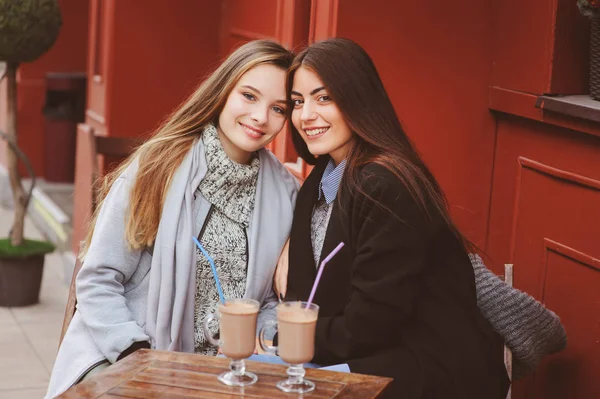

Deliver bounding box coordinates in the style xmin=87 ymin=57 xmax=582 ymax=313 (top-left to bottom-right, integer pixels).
xmin=145 ymin=135 xmax=208 ymax=353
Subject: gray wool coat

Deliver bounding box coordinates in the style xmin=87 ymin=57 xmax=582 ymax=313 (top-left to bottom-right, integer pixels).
xmin=45 ymin=140 xmax=299 ymax=398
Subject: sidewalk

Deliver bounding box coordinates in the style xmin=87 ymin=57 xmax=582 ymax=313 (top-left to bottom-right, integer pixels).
xmin=0 ymin=206 xmax=69 ymax=399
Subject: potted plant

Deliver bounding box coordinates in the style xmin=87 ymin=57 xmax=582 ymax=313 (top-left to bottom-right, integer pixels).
xmin=578 ymin=0 xmax=600 ymax=100
xmin=0 ymin=0 xmax=62 ymax=306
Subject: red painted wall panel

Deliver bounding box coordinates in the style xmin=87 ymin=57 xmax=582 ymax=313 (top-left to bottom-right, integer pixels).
xmin=224 ymin=0 xmax=280 ymax=39
xmin=490 ymin=0 xmax=556 ymax=94
xmin=486 ymin=118 xmax=600 ymax=268
xmin=491 ymin=0 xmax=589 ymax=96
xmin=513 ymin=168 xmax=600 ymax=399
xmin=107 ymin=0 xmax=221 ymax=140
xmin=491 ymin=0 xmax=590 ymax=97
xmin=551 ymin=0 xmax=590 ymax=94
xmin=538 ymin=249 xmax=600 ymax=399
xmin=511 ymin=163 xmax=600 ymax=296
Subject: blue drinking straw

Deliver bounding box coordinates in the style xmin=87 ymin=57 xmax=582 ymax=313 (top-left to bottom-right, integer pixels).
xmin=192 ymin=236 xmax=225 ymax=304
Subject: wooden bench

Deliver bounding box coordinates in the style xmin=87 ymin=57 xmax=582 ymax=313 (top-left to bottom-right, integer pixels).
xmin=59 ymin=126 xmax=140 ymax=346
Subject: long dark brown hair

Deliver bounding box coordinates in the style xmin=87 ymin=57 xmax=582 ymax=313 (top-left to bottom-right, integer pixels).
xmin=287 ymin=38 xmax=472 ymax=251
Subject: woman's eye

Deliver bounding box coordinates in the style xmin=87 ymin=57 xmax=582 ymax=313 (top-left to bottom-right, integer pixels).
xmin=318 ymin=95 xmax=331 ymax=102
xmin=272 ymin=106 xmax=285 ymax=114
xmin=292 ymin=98 xmax=303 ymax=107
xmin=242 ymin=93 xmax=256 ymax=101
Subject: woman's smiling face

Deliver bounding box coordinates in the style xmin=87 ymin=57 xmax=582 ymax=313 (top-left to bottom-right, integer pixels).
xmin=217 ymin=63 xmax=288 ymax=164
xmin=290 ymin=66 xmax=354 ymax=165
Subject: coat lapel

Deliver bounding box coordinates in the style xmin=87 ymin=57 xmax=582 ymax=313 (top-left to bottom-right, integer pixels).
xmin=288 ymin=157 xmax=328 ymax=300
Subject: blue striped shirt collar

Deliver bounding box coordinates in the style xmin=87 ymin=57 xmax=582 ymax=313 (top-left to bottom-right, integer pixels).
xmin=319 ymin=158 xmax=346 ymax=204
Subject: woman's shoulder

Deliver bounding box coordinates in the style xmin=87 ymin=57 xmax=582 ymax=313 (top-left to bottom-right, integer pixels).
xmin=359 ymin=162 xmax=396 ymax=180
xmin=258 ymin=148 xmax=300 ymax=195
xmin=121 ymin=157 xmax=140 ymax=181
xmin=97 ymin=157 xmax=141 ymax=206
xmin=350 ymin=162 xmax=437 ymax=227
xmin=354 ymin=162 xmax=408 ymax=198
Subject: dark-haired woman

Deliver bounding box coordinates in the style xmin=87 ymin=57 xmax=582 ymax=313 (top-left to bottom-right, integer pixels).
xmin=281 ymin=38 xmax=510 ymax=399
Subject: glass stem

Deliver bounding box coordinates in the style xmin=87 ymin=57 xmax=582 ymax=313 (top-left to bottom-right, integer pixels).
xmin=230 ymin=359 xmax=246 ymax=377
xmin=286 ymin=364 xmax=305 ymax=385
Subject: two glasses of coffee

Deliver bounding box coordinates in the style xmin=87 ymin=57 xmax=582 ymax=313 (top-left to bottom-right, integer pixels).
xmin=204 ymin=299 xmax=320 ymax=393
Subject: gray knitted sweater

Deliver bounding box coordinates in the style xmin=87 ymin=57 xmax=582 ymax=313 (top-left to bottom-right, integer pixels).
xmin=469 ymin=254 xmax=567 ymax=380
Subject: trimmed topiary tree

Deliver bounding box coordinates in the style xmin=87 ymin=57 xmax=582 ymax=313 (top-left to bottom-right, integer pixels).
xmin=0 ymin=0 xmax=62 ymax=306
xmin=0 ymin=0 xmax=62 ymax=245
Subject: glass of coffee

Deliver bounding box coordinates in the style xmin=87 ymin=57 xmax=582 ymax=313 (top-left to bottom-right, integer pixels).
xmin=203 ymin=298 xmax=259 ymax=386
xmin=259 ymin=301 xmax=319 ymax=393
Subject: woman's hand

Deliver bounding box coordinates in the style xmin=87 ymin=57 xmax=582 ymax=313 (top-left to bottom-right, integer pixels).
xmin=274 ymin=238 xmax=290 ymax=299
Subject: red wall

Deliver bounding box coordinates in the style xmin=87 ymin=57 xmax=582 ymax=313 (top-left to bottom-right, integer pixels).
xmin=0 ymin=0 xmax=89 ymax=177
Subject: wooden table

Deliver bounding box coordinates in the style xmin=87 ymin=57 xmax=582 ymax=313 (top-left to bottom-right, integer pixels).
xmin=57 ymin=349 xmax=392 ymax=398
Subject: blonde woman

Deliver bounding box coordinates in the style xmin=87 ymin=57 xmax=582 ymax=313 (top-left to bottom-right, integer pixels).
xmin=46 ymin=40 xmax=299 ymax=398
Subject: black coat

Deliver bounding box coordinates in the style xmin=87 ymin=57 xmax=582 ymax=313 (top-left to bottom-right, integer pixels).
xmin=286 ymin=158 xmax=510 ymax=399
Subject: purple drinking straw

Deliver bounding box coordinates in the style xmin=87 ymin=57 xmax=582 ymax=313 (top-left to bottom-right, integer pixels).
xmin=306 ymin=242 xmax=345 ymax=306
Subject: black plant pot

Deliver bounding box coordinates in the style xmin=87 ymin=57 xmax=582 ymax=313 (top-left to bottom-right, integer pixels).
xmin=0 ymin=254 xmax=45 ymax=307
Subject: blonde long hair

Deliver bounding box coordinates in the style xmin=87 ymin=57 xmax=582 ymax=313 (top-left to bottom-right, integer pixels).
xmin=79 ymin=40 xmax=293 ymax=259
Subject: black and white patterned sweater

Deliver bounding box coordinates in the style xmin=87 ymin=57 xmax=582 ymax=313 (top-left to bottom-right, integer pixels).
xmin=193 ymin=124 xmax=259 ymax=355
